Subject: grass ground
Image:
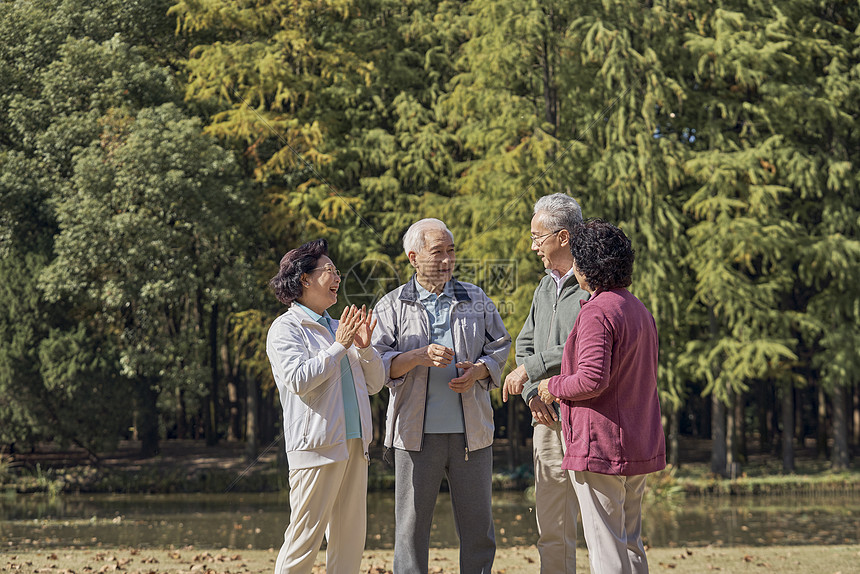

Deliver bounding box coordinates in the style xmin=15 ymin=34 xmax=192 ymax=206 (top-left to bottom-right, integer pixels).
xmin=3 ymin=544 xmax=859 ymax=573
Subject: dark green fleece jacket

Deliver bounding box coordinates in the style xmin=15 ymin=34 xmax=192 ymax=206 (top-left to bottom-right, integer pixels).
xmin=515 ymin=272 xmax=590 ymax=419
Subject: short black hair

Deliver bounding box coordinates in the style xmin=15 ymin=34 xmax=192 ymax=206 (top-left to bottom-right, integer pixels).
xmin=269 ymin=239 xmax=329 ymax=306
xmin=570 ymin=219 xmax=634 ymax=290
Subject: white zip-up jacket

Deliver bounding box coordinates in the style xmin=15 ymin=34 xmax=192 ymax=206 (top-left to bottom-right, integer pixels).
xmin=372 ymin=277 xmax=512 ymax=453
xmin=266 ymin=304 xmax=385 ymax=469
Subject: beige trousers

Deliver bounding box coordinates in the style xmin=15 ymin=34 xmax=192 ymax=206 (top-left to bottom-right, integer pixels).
xmin=533 ymin=421 xmax=579 ymax=573
xmin=570 ymin=470 xmax=648 ymax=574
xmin=275 ymin=438 xmax=367 ymax=574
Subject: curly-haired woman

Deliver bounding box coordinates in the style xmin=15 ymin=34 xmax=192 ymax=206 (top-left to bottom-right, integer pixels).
xmin=266 ymin=239 xmax=384 ymax=574
xmin=539 ymin=220 xmax=665 ymax=574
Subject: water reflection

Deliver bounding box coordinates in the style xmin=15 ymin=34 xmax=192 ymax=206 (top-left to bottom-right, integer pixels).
xmin=1 ymin=492 xmax=858 ymax=550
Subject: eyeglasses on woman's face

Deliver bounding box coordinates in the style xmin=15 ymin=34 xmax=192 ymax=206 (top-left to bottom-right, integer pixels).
xmin=312 ymin=263 xmax=341 ymax=277
xmin=530 ymin=229 xmax=562 ymax=247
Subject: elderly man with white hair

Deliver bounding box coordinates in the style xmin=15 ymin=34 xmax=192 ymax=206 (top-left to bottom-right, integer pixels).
xmin=372 ymin=218 xmax=511 ymax=574
xmin=503 ymin=193 xmax=589 ymax=573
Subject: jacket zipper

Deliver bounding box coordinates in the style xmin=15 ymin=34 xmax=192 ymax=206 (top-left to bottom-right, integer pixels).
xmin=288 ymin=312 xmax=374 ymax=461
xmin=419 ymin=299 xmax=431 ymax=453
xmin=452 ymin=299 xmax=470 ymax=461
xmin=544 ymin=281 xmax=563 ymax=420
xmin=304 ymin=314 xmax=359 ymax=452
xmin=548 ymin=272 xmax=575 ymax=345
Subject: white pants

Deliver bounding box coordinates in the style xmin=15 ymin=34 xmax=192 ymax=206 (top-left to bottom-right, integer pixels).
xmin=533 ymin=422 xmax=579 ymax=573
xmin=275 ymin=438 xmax=367 ymax=574
xmin=569 ymin=470 xmax=648 ymax=574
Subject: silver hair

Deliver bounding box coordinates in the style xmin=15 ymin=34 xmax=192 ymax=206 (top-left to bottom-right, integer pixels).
xmin=402 ymin=218 xmax=454 ymax=255
xmin=533 ymin=193 xmax=583 ymax=233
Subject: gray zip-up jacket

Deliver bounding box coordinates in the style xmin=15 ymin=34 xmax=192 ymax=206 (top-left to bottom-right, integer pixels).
xmin=516 ymin=272 xmax=590 ymax=418
xmin=372 ymin=276 xmax=512 ymax=453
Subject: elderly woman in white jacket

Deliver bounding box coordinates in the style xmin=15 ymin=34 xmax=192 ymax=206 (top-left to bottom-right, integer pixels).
xmin=266 ymin=238 xmax=384 ymax=574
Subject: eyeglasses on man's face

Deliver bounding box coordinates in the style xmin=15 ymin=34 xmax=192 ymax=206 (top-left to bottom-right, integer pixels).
xmin=530 ymin=229 xmax=562 ymax=247
xmin=312 ymin=264 xmax=341 ymax=277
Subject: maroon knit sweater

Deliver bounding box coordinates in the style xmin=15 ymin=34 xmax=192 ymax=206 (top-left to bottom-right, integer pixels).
xmin=547 ymin=288 xmax=666 ymax=476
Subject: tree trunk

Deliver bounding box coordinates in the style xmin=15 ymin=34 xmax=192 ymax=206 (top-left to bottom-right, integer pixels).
xmin=206 ymin=301 xmax=220 ymax=446
xmin=136 ymin=378 xmax=159 ymax=457
xmin=175 ymin=388 xmax=187 ymax=439
xmin=668 ymin=405 xmax=680 ymax=469
xmin=131 ymin=403 xmax=139 ymax=441
xmin=767 ymin=384 xmax=777 ymax=454
xmin=710 ymin=393 xmax=727 ymax=477
xmin=781 ymin=385 xmax=795 ymax=473
xmin=757 ymin=381 xmax=770 ymax=453
xmin=260 ymin=389 xmax=278 ymax=445
xmin=539 ymin=20 xmax=558 ymax=134
xmin=726 ymin=386 xmax=736 ymax=475
xmin=699 ymin=392 xmax=709 ymax=437
xmin=226 ymin=377 xmax=240 ymax=441
xmin=507 ymin=399 xmax=520 ymax=471
xmin=373 ymin=395 xmax=385 ymax=446
xmin=852 ymin=382 xmax=859 ymax=447
xmin=197 ymin=291 xmax=214 ymax=444
xmin=817 ymin=385 xmax=829 ymax=458
xmin=831 ymin=385 xmax=850 ymax=470
xmin=735 ymin=390 xmax=746 ymax=461
xmin=244 ymin=375 xmax=259 ymax=462
xmin=222 ymin=338 xmax=241 ymax=442
xmin=795 ymin=386 xmax=804 ymax=447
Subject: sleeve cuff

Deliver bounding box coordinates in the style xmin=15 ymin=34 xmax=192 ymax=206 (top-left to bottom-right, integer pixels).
xmin=329 ymin=341 xmax=348 ymax=358
xmin=357 ymin=345 xmax=376 ymax=361
xmin=474 ymin=359 xmax=493 ymax=390
xmin=523 ymin=385 xmax=538 ymax=406
xmin=522 ymin=354 xmax=545 ymax=384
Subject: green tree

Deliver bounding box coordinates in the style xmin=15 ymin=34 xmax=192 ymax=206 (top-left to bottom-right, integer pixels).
xmin=0 ymin=0 xmax=254 ymax=456
xmin=681 ymin=2 xmax=860 ymax=472
xmin=3 ymin=0 xmax=857 ymax=471
xmin=40 ymin=104 xmax=254 ymax=456
xmin=0 ymin=151 xmax=127 ymax=455
xmin=437 ymin=0 xmax=695 ymax=464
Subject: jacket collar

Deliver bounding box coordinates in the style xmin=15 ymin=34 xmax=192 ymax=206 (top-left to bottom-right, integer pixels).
xmin=542 ymin=271 xmax=583 ymax=294
xmin=549 ymin=271 xmax=581 ymax=294
xmin=561 ymin=273 xmax=580 ymax=290
xmin=294 ymin=302 xmax=333 ymax=325
xmin=546 ymin=266 xmax=576 ymax=285
xmin=286 ymin=304 xmax=334 ymax=333
xmin=399 ymin=275 xmax=471 ymax=303
xmin=580 ymin=287 xmax=605 ymax=306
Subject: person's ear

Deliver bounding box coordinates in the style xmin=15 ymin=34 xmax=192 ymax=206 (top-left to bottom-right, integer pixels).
xmin=300 ymin=273 xmax=310 ymax=287
xmin=408 ymin=251 xmax=418 ymax=267
xmin=558 ymin=229 xmax=570 ymax=246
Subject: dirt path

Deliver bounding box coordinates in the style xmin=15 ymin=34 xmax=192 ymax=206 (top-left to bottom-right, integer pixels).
xmin=3 ymin=545 xmax=859 ymax=573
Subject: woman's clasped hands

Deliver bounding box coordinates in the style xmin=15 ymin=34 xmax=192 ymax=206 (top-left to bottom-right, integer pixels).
xmin=537 ymin=379 xmax=557 ymax=406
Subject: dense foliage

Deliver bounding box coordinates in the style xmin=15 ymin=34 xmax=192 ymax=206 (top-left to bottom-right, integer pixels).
xmin=1 ymin=0 xmax=858 ymax=472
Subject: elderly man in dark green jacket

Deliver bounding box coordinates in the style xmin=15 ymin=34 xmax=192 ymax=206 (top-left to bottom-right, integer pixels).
xmin=503 ymin=193 xmax=589 ymax=573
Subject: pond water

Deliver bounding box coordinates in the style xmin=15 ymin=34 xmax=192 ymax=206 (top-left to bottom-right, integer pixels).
xmin=1 ymin=491 xmax=858 ymax=550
